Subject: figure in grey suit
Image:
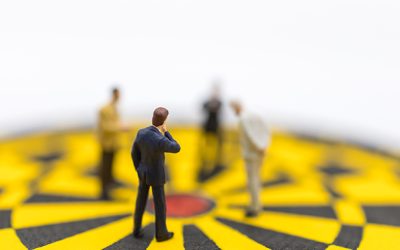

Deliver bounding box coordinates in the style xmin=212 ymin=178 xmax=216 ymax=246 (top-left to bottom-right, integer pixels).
xmin=230 ymin=101 xmax=270 ymax=217
xmin=131 ymin=107 xmax=181 ymax=242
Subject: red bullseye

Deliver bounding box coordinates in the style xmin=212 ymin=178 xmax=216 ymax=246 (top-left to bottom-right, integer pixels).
xmin=146 ymin=194 xmax=215 ymax=218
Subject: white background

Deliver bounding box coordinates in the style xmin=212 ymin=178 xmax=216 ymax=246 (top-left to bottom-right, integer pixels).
xmin=0 ymin=0 xmax=399 ymax=148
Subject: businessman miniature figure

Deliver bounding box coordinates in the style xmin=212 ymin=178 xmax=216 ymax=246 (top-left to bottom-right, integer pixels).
xmin=198 ymin=83 xmax=224 ymax=181
xmin=97 ymin=87 xmax=126 ymax=200
xmin=230 ymin=101 xmax=270 ymax=217
xmin=132 ymin=107 xmax=181 ymax=242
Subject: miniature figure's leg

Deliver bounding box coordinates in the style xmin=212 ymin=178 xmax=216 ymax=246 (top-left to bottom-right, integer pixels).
xmin=204 ymin=133 xmax=214 ymax=173
xmin=107 ymin=151 xmax=115 ymax=182
xmin=245 ymin=157 xmax=262 ymax=212
xmin=134 ymin=180 xmax=150 ymax=232
xmin=152 ymin=185 xmax=168 ymax=238
xmin=100 ymin=150 xmax=114 ymax=198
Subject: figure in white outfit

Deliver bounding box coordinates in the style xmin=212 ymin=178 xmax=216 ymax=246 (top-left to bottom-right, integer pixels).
xmin=230 ymin=101 xmax=270 ymax=217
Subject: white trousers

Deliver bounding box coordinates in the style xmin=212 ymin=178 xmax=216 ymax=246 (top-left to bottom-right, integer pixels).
xmin=245 ymin=155 xmax=264 ymax=212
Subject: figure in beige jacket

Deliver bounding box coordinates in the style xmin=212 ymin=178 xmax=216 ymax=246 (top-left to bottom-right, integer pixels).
xmin=230 ymin=101 xmax=270 ymax=217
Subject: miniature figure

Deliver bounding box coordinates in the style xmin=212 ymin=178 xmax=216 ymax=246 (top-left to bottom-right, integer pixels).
xmin=230 ymin=101 xmax=270 ymax=217
xmin=132 ymin=107 xmax=181 ymax=241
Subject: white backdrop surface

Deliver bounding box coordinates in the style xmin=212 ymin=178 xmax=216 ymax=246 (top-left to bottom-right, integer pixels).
xmin=0 ymin=0 xmax=399 ymax=148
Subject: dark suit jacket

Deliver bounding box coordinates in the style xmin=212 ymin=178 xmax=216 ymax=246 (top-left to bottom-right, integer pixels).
xmin=131 ymin=126 xmax=181 ymax=186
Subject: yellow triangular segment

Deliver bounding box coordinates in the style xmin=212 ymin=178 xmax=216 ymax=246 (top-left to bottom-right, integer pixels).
xmin=358 ymin=224 xmax=400 ymax=250
xmin=146 ymin=219 xmax=184 ymax=250
xmin=0 ymin=158 xmax=39 ymax=186
xmin=61 ymin=133 xmax=99 ymax=172
xmin=38 ymin=163 xmax=100 ymax=197
xmin=0 ymin=229 xmax=27 ymax=250
xmin=13 ymin=202 xmax=133 ymax=229
xmin=333 ymin=200 xmax=365 ymax=226
xmin=196 ymin=217 xmax=268 ymax=250
xmin=335 ymin=169 xmax=400 ymax=203
xmin=200 ymin=159 xmax=247 ymax=197
xmin=0 ymin=184 xmax=31 ymax=209
xmin=114 ymin=150 xmax=138 ymax=187
xmin=218 ymin=181 xmax=330 ymax=206
xmin=258 ymin=179 xmax=330 ymax=205
xmin=215 ymin=206 xmax=340 ymax=244
xmin=36 ymin=216 xmax=137 ymax=250
xmin=166 ymin=128 xmax=199 ymax=192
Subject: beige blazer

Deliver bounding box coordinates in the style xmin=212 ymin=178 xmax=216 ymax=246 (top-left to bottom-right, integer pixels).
xmin=97 ymin=102 xmax=120 ymax=151
xmin=239 ymin=112 xmax=270 ymax=160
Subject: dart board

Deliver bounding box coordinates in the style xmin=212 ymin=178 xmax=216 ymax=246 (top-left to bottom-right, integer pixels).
xmin=1 ymin=126 xmax=400 ymax=250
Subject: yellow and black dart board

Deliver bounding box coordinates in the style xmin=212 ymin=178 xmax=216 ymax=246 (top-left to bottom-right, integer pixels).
xmin=1 ymin=126 xmax=400 ymax=250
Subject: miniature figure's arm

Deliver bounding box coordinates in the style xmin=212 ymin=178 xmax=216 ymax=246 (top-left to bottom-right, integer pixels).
xmin=131 ymin=141 xmax=141 ymax=169
xmin=242 ymin=115 xmax=269 ymax=153
xmin=159 ymin=132 xmax=181 ymax=153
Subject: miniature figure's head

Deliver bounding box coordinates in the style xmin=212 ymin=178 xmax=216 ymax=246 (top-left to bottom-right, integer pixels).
xmin=152 ymin=107 xmax=169 ymax=126
xmin=112 ymin=87 xmax=120 ymax=103
xmin=230 ymin=100 xmax=242 ymax=116
xmin=211 ymin=81 xmax=221 ymax=99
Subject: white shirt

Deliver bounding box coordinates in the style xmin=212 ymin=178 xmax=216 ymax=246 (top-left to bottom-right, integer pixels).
xmin=238 ymin=111 xmax=270 ymax=160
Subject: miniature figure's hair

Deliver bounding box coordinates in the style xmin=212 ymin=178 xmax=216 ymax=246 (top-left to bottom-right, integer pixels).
xmin=112 ymin=87 xmax=119 ymax=95
xmin=152 ymin=107 xmax=169 ymax=126
xmin=230 ymin=100 xmax=242 ymax=109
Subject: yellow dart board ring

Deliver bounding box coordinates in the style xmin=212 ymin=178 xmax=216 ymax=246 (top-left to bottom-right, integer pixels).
xmin=1 ymin=127 xmax=400 ymax=250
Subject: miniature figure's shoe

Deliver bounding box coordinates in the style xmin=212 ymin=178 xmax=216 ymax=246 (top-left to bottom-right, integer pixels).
xmin=133 ymin=229 xmax=144 ymax=238
xmin=245 ymin=210 xmax=259 ymax=218
xmin=99 ymin=193 xmax=111 ymax=201
xmin=156 ymin=232 xmax=174 ymax=242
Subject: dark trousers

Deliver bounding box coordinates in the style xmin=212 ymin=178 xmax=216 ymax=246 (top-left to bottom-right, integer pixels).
xmin=134 ymin=180 xmax=168 ymax=238
xmin=100 ymin=150 xmax=115 ymax=198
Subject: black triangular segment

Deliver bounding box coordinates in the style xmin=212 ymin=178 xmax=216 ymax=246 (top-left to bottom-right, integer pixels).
xmin=224 ymin=174 xmax=291 ymax=194
xmin=16 ymin=214 xmax=130 ymax=249
xmin=183 ymin=224 xmax=220 ymax=250
xmin=292 ymin=133 xmax=338 ymax=146
xmin=197 ymin=165 xmax=226 ymax=183
xmin=363 ymin=206 xmax=400 ymax=226
xmin=0 ymin=209 xmax=12 ymax=229
xmin=25 ymin=194 xmax=99 ymax=203
xmin=216 ymin=217 xmax=328 ymax=250
xmin=261 ymin=174 xmax=291 ymax=188
xmin=333 ymin=225 xmax=363 ymax=249
xmin=109 ymin=180 xmax=130 ymax=189
xmin=264 ymin=205 xmax=337 ymax=219
xmin=105 ymin=223 xmax=155 ymax=250
xmin=319 ymin=165 xmax=355 ymax=176
xmin=230 ymin=205 xmax=336 ymax=219
xmin=323 ymin=182 xmax=342 ymax=198
xmin=85 ymin=167 xmax=99 ymax=177
xmin=32 ymin=152 xmax=63 ymax=163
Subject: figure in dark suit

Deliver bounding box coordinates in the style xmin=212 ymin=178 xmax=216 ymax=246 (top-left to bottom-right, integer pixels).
xmin=198 ymin=83 xmax=224 ymax=181
xmin=131 ymin=107 xmax=181 ymax=242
